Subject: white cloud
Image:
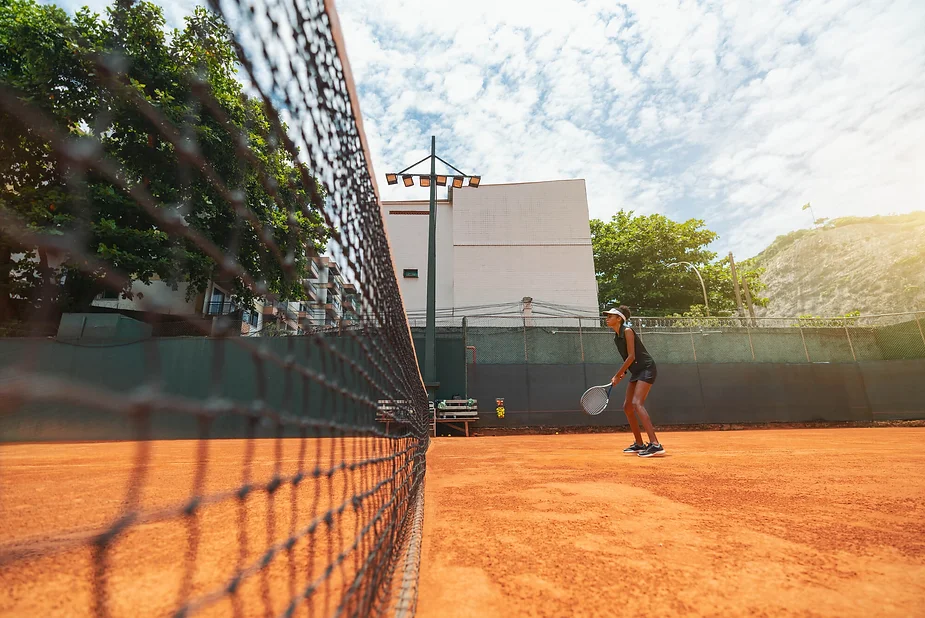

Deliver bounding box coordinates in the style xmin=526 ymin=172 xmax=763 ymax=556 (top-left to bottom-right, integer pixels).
xmin=333 ymin=0 xmax=925 ymax=257
xmin=50 ymin=0 xmax=925 ymax=258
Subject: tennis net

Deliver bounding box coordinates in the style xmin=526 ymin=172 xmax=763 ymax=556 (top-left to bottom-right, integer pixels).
xmin=0 ymin=0 xmax=429 ymax=615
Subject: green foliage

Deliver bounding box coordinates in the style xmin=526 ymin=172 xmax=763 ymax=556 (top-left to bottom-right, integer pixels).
xmin=590 ymin=210 xmax=767 ymax=316
xmin=752 ymin=228 xmax=814 ymax=263
xmin=755 ymin=212 xmax=925 ymax=266
xmin=0 ymin=0 xmax=327 ymax=318
xmin=795 ymin=311 xmax=861 ymax=328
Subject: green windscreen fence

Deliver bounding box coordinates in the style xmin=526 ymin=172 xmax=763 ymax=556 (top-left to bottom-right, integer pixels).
xmin=462 ymin=314 xmax=925 ymax=365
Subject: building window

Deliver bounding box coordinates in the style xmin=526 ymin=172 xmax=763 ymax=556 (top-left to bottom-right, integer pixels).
xmin=207 ymin=288 xmax=230 ymax=316
xmin=242 ymin=310 xmax=259 ymax=327
xmin=403 ymin=269 xmax=419 ymax=278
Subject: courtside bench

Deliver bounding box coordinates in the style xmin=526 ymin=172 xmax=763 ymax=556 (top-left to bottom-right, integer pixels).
xmin=434 ymin=399 xmax=479 ymax=437
xmin=376 ymin=400 xmax=436 ymax=435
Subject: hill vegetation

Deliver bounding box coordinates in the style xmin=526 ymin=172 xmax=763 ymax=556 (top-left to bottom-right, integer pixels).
xmin=752 ymin=212 xmax=925 ymax=316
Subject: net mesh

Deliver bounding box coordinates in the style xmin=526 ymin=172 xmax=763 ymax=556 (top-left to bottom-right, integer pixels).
xmin=0 ymin=0 xmax=428 ymax=616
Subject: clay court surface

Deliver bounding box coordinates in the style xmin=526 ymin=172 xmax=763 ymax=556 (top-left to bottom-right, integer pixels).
xmin=417 ymin=428 xmax=925 ymax=618
xmin=1 ymin=428 xmax=923 ymax=617
xmin=0 ymin=437 xmax=413 ymax=617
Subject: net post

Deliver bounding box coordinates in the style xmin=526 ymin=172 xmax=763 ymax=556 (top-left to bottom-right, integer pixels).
xmin=799 ymin=323 xmax=811 ymax=363
xmin=845 ymin=317 xmax=857 ymax=362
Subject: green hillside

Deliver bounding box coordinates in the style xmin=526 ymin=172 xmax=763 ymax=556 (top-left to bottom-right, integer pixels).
xmin=752 ymin=212 xmax=925 ymax=316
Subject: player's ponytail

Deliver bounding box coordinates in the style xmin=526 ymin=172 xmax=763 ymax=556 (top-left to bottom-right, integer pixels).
xmin=618 ymin=305 xmax=632 ymax=320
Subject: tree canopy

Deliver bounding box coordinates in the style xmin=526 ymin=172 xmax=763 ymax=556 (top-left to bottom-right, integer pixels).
xmin=0 ymin=0 xmax=327 ymax=320
xmin=590 ymin=210 xmax=767 ymax=316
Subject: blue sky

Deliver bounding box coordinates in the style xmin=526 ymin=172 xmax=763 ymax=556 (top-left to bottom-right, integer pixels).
xmin=53 ymin=0 xmax=925 ymax=258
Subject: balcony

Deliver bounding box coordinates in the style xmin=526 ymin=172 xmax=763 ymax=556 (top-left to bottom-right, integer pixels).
xmin=308 ymin=259 xmax=321 ymax=281
xmin=278 ymin=304 xmax=299 ymax=323
xmin=303 ymin=280 xmax=320 ymax=301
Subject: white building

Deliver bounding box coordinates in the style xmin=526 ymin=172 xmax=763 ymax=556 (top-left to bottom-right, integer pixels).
xmin=381 ymin=179 xmax=600 ymax=325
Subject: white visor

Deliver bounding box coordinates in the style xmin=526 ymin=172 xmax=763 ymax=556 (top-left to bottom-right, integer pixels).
xmin=602 ymin=308 xmax=627 ymax=322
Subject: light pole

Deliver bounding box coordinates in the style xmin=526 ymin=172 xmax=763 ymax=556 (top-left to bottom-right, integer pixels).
xmin=668 ymin=262 xmax=710 ymax=316
xmin=385 ymin=137 xmax=480 ymax=400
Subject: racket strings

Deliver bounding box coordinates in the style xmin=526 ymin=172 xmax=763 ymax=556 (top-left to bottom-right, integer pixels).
xmin=580 ymin=388 xmax=609 ymax=415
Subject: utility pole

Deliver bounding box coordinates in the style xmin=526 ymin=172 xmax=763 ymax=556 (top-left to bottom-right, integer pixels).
xmin=742 ymin=273 xmax=757 ymax=325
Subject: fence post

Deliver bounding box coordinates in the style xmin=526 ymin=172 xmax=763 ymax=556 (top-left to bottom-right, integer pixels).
xmin=844 ymin=317 xmax=857 ymax=362
xmin=462 ymin=316 xmax=468 ymax=398
xmin=578 ymin=317 xmax=585 ymax=362
xmin=689 ymin=323 xmax=698 ymax=362
xmin=746 ymin=323 xmax=756 ymax=361
xmin=799 ymin=323 xmax=811 ymax=362
xmin=915 ymin=312 xmax=925 ymax=351
xmin=523 ymin=318 xmax=528 ymax=363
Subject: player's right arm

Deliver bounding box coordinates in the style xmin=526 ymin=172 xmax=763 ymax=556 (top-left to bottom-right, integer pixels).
xmin=611 ymin=328 xmax=636 ymax=385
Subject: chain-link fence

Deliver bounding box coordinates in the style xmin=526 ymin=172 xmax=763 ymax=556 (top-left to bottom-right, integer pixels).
xmin=461 ymin=312 xmax=925 ymax=364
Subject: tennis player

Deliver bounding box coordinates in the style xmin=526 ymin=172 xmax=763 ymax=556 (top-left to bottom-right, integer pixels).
xmin=603 ymin=306 xmax=665 ymax=458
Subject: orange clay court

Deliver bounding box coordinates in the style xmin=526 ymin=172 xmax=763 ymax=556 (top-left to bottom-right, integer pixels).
xmin=2 ymin=427 xmax=924 ymax=617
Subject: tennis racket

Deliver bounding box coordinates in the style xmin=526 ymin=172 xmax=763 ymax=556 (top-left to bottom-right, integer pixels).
xmin=580 ymin=383 xmax=613 ymax=416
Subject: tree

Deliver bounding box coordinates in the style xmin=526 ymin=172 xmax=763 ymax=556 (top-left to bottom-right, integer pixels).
xmin=0 ymin=0 xmax=327 ymax=321
xmin=590 ymin=210 xmax=767 ymax=316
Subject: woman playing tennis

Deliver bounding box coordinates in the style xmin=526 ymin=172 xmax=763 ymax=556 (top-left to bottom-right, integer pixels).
xmin=603 ymin=306 xmax=665 ymax=458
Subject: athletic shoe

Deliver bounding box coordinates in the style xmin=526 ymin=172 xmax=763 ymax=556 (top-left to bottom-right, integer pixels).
xmin=638 ymin=443 xmax=666 ymax=458
xmin=623 ymin=443 xmax=648 ymax=454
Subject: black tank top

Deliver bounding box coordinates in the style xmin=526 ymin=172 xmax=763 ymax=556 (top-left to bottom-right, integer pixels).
xmin=613 ymin=325 xmax=655 ymax=372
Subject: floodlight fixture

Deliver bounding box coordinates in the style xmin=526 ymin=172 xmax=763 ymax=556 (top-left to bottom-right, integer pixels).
xmin=452 ymin=176 xmax=464 ymax=189
xmin=436 ymin=175 xmax=447 ymax=186
xmin=402 ymin=175 xmax=414 ymax=187
xmin=468 ymin=176 xmax=481 ymax=188
xmin=385 ymin=173 xmax=398 ymax=185
xmin=419 ymin=175 xmax=431 ymax=187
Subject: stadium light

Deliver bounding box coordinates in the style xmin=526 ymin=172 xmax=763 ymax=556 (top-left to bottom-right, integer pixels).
xmin=668 ymin=261 xmax=710 ymax=316
xmin=385 ymin=137 xmax=481 ymax=401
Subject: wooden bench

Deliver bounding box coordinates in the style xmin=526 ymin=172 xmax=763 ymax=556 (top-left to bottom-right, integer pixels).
xmin=434 ymin=399 xmax=479 ymax=437
xmin=376 ymin=400 xmax=435 ymax=435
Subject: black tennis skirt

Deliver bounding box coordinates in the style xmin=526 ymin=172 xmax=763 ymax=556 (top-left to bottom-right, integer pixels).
xmin=629 ymin=364 xmax=657 ymax=384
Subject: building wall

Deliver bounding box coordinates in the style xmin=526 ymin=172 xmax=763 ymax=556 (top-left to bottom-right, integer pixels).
xmin=380 ymin=200 xmax=454 ymax=316
xmin=92 ymin=280 xmax=200 ymax=315
xmin=452 ymin=180 xmax=598 ymax=315
xmin=382 ymin=180 xmax=600 ymax=322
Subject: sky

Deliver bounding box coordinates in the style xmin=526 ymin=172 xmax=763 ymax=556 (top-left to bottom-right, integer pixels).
xmin=53 ymin=0 xmax=925 ymax=258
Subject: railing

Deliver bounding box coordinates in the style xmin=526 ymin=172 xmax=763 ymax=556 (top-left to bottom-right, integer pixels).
xmin=205 ymin=300 xmax=236 ymax=316
xmin=274 ymin=303 xmax=300 ymax=323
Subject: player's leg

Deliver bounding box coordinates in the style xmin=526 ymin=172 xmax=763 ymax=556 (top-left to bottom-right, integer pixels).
xmin=632 ymin=378 xmax=665 ymax=457
xmin=622 ymin=381 xmax=646 ymax=453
